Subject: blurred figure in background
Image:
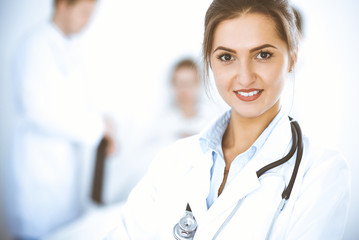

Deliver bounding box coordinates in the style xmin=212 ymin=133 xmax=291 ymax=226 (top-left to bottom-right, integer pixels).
xmin=154 ymin=58 xmax=216 ymax=147
xmin=5 ymin=0 xmax=115 ymax=239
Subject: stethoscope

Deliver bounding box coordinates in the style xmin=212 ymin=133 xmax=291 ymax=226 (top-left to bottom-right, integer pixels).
xmin=173 ymin=117 xmax=303 ymax=240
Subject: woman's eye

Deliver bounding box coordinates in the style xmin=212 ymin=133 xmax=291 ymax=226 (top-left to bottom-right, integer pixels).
xmin=257 ymin=51 xmax=272 ymax=60
xmin=218 ymin=54 xmax=234 ymax=62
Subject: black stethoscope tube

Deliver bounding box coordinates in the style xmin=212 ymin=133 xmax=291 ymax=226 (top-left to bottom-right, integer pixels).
xmin=282 ymin=120 xmax=303 ymax=200
xmin=256 ymin=118 xmax=303 ymax=200
xmin=256 ymin=121 xmax=298 ymax=178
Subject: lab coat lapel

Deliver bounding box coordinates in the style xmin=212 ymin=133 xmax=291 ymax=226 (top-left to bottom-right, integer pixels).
xmin=206 ymin=162 xmax=260 ymax=219
xmin=186 ymin=150 xmax=212 ymax=225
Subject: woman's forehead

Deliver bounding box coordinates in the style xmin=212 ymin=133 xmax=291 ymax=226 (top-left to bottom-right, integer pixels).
xmin=213 ymin=13 xmax=286 ymax=51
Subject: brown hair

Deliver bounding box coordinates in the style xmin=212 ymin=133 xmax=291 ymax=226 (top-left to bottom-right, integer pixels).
xmin=171 ymin=58 xmax=200 ymax=85
xmin=292 ymin=6 xmax=304 ymax=37
xmin=203 ymin=0 xmax=299 ymax=84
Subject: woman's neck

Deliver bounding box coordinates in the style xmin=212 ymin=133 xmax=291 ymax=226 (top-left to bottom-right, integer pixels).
xmin=222 ymin=103 xmax=280 ymax=167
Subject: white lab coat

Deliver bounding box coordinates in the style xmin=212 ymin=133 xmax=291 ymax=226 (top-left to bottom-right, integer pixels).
xmin=107 ymin=114 xmax=350 ymax=239
xmin=7 ymin=21 xmax=105 ymax=238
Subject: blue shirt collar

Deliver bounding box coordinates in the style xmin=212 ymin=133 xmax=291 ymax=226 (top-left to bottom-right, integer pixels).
xmin=199 ymin=110 xmax=230 ymax=156
xmin=199 ymin=108 xmax=285 ymax=160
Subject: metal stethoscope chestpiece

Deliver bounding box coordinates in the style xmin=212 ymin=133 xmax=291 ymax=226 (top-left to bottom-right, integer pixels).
xmin=173 ymin=210 xmax=198 ymax=240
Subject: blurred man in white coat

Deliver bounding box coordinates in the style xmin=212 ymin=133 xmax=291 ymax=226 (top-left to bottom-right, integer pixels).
xmin=6 ymin=0 xmax=115 ymax=239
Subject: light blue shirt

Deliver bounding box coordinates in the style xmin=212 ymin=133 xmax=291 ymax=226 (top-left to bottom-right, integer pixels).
xmin=199 ymin=109 xmax=285 ymax=209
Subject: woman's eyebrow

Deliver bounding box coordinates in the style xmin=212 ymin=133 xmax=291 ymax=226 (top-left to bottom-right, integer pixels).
xmin=213 ymin=46 xmax=236 ymax=54
xmin=250 ymin=44 xmax=277 ymax=52
xmin=213 ymin=44 xmax=277 ymax=54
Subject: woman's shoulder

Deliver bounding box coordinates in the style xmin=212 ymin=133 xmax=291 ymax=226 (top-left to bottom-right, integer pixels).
xmin=301 ymin=135 xmax=350 ymax=183
xmin=144 ymin=135 xmax=203 ymax=187
xmin=151 ymin=135 xmax=202 ymax=166
xmin=304 ymin=136 xmax=348 ymax=166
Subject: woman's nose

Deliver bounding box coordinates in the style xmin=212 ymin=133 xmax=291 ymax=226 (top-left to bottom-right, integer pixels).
xmin=236 ymin=60 xmax=255 ymax=87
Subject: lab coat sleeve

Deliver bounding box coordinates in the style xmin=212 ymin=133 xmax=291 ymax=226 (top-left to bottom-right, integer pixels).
xmin=105 ymin=174 xmax=159 ymax=240
xmin=106 ymin=140 xmax=189 ymax=240
xmin=13 ymin=36 xmax=105 ymax=146
xmin=285 ymin=147 xmax=351 ymax=240
xmin=106 ymin=147 xmax=171 ymax=240
xmin=105 ymin=213 xmax=131 ymax=240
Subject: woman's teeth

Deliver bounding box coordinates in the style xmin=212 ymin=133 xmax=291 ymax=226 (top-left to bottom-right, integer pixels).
xmin=237 ymin=90 xmax=260 ymax=97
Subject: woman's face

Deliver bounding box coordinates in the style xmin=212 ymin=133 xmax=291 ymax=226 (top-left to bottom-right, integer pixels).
xmin=211 ymin=13 xmax=291 ymax=119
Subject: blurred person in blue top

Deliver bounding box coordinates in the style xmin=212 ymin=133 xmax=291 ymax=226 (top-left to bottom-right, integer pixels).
xmin=106 ymin=0 xmax=350 ymax=239
xmin=6 ymin=0 xmax=115 ymax=239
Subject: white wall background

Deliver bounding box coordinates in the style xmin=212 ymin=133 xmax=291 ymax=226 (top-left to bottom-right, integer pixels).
xmin=0 ymin=0 xmax=358 ymax=239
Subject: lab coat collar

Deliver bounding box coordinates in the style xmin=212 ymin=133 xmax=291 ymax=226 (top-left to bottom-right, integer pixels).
xmin=47 ymin=21 xmax=70 ymax=44
xmin=49 ymin=21 xmax=66 ymax=38
xmin=45 ymin=21 xmax=75 ymax=53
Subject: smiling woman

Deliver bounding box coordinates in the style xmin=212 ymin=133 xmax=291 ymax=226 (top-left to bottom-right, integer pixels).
xmin=105 ymin=0 xmax=350 ymax=239
xmin=211 ymin=13 xmax=292 ymax=160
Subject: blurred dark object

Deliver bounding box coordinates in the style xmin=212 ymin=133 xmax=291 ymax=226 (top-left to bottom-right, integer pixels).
xmin=91 ymin=137 xmax=108 ymax=204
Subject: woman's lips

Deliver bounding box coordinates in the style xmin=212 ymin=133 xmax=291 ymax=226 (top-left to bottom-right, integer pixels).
xmin=234 ymin=89 xmax=263 ymax=102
